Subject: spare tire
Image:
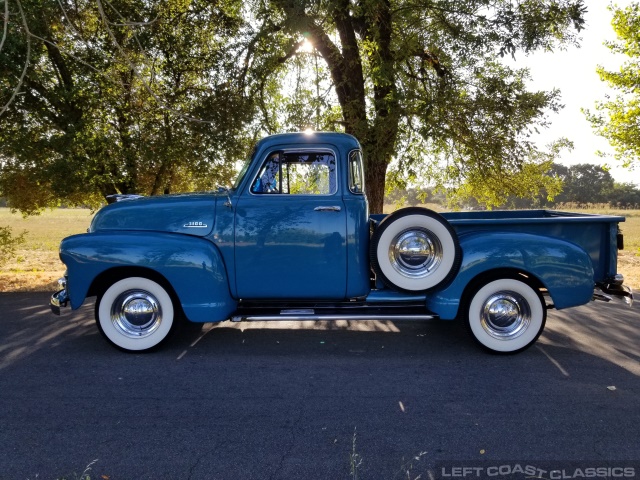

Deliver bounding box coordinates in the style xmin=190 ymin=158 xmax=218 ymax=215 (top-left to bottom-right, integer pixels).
xmin=370 ymin=207 xmax=462 ymax=292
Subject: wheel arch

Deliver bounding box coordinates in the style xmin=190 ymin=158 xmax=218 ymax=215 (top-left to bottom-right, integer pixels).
xmin=425 ymin=231 xmax=595 ymax=320
xmin=61 ymin=231 xmax=238 ymax=322
xmin=459 ymin=268 xmax=547 ymax=312
xmin=89 ymin=266 xmax=184 ymax=316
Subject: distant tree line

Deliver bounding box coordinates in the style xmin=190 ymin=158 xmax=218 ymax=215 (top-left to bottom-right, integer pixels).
xmin=386 ymin=163 xmax=640 ymax=210
xmin=3 ymin=162 xmax=638 ymax=212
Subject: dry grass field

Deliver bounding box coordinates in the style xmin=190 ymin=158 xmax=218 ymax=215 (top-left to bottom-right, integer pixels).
xmin=0 ymin=208 xmax=95 ymax=292
xmin=1 ymin=206 xmax=639 ymax=293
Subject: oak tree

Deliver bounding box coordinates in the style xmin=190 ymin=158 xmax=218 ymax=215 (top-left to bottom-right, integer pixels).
xmin=242 ymin=0 xmax=587 ymax=212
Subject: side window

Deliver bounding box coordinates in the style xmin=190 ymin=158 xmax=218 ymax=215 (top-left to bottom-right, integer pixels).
xmin=349 ymin=150 xmax=364 ymax=194
xmin=251 ymin=151 xmax=337 ymax=195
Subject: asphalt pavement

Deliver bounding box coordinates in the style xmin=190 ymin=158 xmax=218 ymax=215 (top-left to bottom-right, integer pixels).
xmin=1 ymin=292 xmax=639 ymax=480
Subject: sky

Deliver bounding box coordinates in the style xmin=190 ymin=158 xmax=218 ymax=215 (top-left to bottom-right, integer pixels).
xmin=507 ymin=1 xmax=638 ymax=185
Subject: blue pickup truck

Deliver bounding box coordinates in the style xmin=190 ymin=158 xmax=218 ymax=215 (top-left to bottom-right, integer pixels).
xmin=51 ymin=132 xmax=632 ymax=353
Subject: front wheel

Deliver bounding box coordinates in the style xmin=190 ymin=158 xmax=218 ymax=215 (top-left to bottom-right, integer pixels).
xmin=96 ymin=277 xmax=175 ymax=352
xmin=465 ymin=277 xmax=546 ymax=354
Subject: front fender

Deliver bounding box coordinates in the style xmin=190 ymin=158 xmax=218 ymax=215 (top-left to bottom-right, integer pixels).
xmin=60 ymin=231 xmax=236 ymax=322
xmin=426 ymin=232 xmax=595 ymax=319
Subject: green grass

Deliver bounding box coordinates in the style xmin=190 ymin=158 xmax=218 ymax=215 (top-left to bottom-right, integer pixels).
xmin=0 ymin=208 xmax=95 ymax=251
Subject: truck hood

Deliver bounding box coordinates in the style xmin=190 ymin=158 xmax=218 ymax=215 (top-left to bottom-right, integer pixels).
xmin=90 ymin=193 xmax=220 ymax=237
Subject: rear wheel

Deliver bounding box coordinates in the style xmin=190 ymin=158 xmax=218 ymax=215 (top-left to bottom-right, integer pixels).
xmin=465 ymin=277 xmax=546 ymax=353
xmin=370 ymin=207 xmax=461 ymax=292
xmin=95 ymin=277 xmax=175 ymax=352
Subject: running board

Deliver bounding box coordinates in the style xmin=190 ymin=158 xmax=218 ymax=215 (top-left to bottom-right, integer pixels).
xmin=231 ymin=310 xmax=438 ymax=322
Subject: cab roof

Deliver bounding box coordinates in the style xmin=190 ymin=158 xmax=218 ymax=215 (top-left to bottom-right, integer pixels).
xmin=254 ymin=132 xmax=361 ymax=151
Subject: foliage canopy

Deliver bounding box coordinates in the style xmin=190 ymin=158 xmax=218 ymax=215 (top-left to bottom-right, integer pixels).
xmin=585 ymin=2 xmax=640 ymax=170
xmin=1 ymin=0 xmax=588 ymax=213
xmin=0 ymin=0 xmax=254 ymax=214
xmin=242 ymin=0 xmax=587 ymax=211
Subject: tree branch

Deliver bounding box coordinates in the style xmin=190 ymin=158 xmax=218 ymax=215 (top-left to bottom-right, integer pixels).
xmin=412 ymin=50 xmax=449 ymax=78
xmin=94 ymin=0 xmax=218 ymax=124
xmin=0 ymin=0 xmax=9 ymax=52
xmin=238 ymin=21 xmax=283 ymax=87
xmin=0 ymin=0 xmax=30 ymax=118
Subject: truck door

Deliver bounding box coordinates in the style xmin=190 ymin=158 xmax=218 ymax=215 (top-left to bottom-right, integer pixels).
xmin=234 ymin=149 xmax=348 ymax=299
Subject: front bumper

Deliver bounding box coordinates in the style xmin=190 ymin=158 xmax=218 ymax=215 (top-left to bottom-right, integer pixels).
xmin=50 ymin=277 xmax=70 ymax=315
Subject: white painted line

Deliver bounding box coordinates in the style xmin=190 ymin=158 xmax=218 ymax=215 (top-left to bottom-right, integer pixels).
xmin=536 ymin=345 xmax=570 ymax=377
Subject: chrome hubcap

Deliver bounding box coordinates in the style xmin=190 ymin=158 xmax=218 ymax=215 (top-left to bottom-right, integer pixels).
xmin=389 ymin=228 xmax=443 ymax=278
xmin=111 ymin=290 xmax=162 ymax=338
xmin=480 ymin=291 xmax=531 ymax=340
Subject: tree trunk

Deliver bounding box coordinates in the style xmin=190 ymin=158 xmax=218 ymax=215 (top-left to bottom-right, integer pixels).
xmin=150 ymin=113 xmax=174 ymax=196
xmin=275 ymin=0 xmax=399 ymax=213
xmin=361 ymin=138 xmax=396 ymax=213
xmin=364 ymin=152 xmax=389 ymax=213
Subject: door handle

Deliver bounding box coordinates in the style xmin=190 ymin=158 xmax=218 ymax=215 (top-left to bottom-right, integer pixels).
xmin=314 ymin=206 xmax=342 ymax=212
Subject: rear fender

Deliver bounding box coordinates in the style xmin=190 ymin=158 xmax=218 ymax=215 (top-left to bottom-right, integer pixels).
xmin=426 ymin=232 xmax=595 ymax=319
xmin=60 ymin=232 xmax=236 ymax=322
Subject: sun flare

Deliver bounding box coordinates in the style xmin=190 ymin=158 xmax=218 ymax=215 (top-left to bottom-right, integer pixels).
xmin=298 ymin=39 xmax=314 ymax=53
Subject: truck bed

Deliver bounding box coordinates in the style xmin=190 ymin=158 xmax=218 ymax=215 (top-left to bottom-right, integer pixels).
xmin=372 ymin=209 xmax=625 ymax=284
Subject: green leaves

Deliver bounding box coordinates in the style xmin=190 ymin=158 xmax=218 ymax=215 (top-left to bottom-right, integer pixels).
xmin=1 ymin=0 xmax=590 ymax=213
xmin=1 ymin=0 xmax=254 ymax=213
xmin=246 ymin=0 xmax=587 ymax=211
xmin=586 ymin=2 xmax=640 ymax=169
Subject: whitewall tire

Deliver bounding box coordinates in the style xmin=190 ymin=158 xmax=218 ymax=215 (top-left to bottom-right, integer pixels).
xmin=370 ymin=208 xmax=461 ymax=292
xmin=96 ymin=277 xmax=175 ymax=352
xmin=466 ymin=277 xmax=546 ymax=353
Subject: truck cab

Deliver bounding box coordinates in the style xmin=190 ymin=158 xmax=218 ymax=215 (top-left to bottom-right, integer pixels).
xmin=228 ymin=132 xmax=370 ymax=300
